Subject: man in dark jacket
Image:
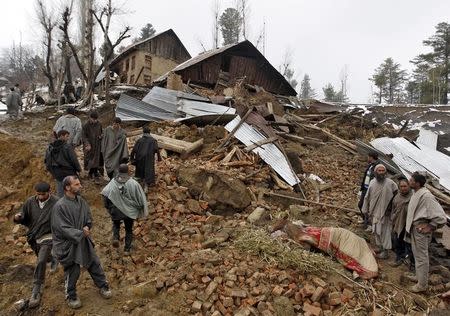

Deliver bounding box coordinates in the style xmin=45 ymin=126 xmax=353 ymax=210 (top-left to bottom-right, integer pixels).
xmin=14 ymin=182 xmax=59 ymax=308
xmin=82 ymin=111 xmax=103 ymax=181
xmin=358 ymin=151 xmax=381 ymax=229
xmin=45 ymin=130 xmax=81 ymax=197
xmin=130 ymin=126 xmax=160 ymax=192
xmin=51 ymin=176 xmax=112 ymax=309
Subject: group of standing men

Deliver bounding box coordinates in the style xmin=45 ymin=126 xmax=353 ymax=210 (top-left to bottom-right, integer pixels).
xmin=359 ymin=152 xmax=447 ymax=293
xmin=14 ymin=107 xmax=158 ymax=309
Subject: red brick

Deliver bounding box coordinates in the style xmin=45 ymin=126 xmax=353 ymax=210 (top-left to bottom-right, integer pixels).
xmin=311 ymin=287 xmax=324 ymax=302
xmin=303 ymin=302 xmax=322 ymax=316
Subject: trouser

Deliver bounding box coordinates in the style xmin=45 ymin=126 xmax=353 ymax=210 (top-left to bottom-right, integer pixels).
xmin=32 ymin=241 xmax=53 ymax=292
xmin=56 ymin=180 xmax=64 ymax=198
xmin=410 ymin=225 xmax=432 ymax=288
xmin=89 ymin=168 xmax=100 ymax=177
xmin=112 ymin=218 xmax=134 ymax=250
xmin=392 ymin=230 xmax=407 ymax=261
xmin=64 ymin=257 xmax=108 ymax=300
xmin=358 ymin=190 xmax=370 ymax=227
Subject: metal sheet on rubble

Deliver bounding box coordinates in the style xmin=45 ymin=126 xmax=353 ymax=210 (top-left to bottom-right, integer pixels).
xmin=225 ymin=116 xmax=300 ymax=186
xmin=371 ymin=137 xmax=450 ymax=191
xmin=116 ymin=94 xmax=180 ymax=122
xmin=142 ymin=87 xmax=209 ymax=114
xmin=416 ymin=128 xmax=438 ymax=150
xmin=177 ymin=99 xmax=236 ymax=117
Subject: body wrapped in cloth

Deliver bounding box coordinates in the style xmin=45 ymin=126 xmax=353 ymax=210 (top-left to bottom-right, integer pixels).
xmin=274 ymin=220 xmax=378 ymax=279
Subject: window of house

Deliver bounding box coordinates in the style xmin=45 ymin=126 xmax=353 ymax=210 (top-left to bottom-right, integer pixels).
xmin=129 ymin=74 xmax=135 ymax=84
xmin=144 ymin=75 xmax=152 ymax=86
xmin=145 ymin=55 xmax=152 ymax=69
xmin=131 ymin=56 xmax=136 ymax=70
xmin=126 ymin=58 xmax=130 ymax=71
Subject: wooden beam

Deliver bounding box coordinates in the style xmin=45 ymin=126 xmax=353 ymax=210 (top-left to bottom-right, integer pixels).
xmin=128 ymin=131 xmax=203 ymax=157
xmin=214 ymin=106 xmax=255 ymax=153
xmin=277 ymin=132 xmax=325 ymax=146
xmin=299 ymin=123 xmax=357 ymax=151
xmin=426 ymin=184 xmax=450 ymax=206
xmin=265 ymin=191 xmax=359 ymax=213
xmin=244 ymin=137 xmax=278 ymax=152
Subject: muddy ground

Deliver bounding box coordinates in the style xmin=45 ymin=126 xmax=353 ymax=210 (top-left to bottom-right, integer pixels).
xmin=0 ymin=106 xmax=449 ymax=316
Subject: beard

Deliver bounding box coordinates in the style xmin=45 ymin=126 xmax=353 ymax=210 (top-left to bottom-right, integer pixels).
xmin=375 ymin=174 xmax=385 ymax=181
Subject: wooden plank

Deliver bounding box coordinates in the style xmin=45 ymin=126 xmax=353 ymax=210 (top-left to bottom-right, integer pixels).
xmin=214 ymin=106 xmax=255 ymax=152
xmin=244 ymin=137 xmax=278 ymax=152
xmin=221 ymin=147 xmax=237 ymax=164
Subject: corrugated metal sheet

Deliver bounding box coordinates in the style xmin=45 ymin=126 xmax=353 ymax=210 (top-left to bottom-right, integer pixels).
xmin=416 ymin=128 xmax=438 ymax=149
xmin=371 ymin=137 xmax=450 ymax=191
xmin=225 ymin=116 xmax=300 ymax=186
xmin=116 ymin=94 xmax=180 ymax=122
xmin=177 ymin=99 xmax=236 ymax=117
xmin=142 ymin=87 xmax=210 ymax=114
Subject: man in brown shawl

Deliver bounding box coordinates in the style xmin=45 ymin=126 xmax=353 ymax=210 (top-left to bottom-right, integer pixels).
xmin=82 ymin=111 xmax=103 ymax=181
xmin=362 ymin=164 xmax=398 ymax=259
xmin=101 ymin=117 xmax=128 ymax=180
xmin=390 ymin=177 xmax=413 ymax=267
xmin=406 ymin=172 xmax=447 ymax=293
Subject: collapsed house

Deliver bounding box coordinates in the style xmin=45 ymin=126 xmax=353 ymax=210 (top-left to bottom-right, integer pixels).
xmin=154 ymin=40 xmax=297 ymax=96
xmin=109 ymin=29 xmax=191 ymax=86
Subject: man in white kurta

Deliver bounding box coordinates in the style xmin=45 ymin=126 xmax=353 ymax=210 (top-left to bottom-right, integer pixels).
xmin=362 ymin=164 xmax=398 ymax=259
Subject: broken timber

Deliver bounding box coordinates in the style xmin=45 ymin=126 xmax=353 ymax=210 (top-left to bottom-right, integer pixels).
xmin=266 ymin=192 xmax=359 ymax=213
xmin=244 ymin=137 xmax=278 ymax=152
xmin=215 ymin=106 xmax=255 ymax=153
xmin=128 ymin=130 xmax=203 ymax=157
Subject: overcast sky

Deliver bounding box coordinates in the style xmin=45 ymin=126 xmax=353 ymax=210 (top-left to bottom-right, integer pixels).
xmin=1 ymin=0 xmax=449 ymax=102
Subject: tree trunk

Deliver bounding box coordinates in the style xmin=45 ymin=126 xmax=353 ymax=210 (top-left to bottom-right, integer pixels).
xmin=45 ymin=33 xmax=55 ymax=96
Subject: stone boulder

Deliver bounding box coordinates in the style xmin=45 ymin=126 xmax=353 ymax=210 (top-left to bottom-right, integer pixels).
xmin=177 ymin=167 xmax=252 ymax=211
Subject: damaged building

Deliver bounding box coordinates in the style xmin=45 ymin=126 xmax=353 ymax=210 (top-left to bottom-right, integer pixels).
xmin=154 ymin=40 xmax=297 ymax=96
xmin=109 ymin=29 xmax=191 ymax=86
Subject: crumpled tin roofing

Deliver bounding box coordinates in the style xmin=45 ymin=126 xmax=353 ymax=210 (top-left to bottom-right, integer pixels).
xmin=177 ymin=99 xmax=236 ymax=117
xmin=116 ymin=94 xmax=181 ymax=122
xmin=142 ymin=87 xmax=209 ymax=114
xmin=371 ymin=137 xmax=450 ymax=191
xmin=225 ymin=116 xmax=300 ymax=186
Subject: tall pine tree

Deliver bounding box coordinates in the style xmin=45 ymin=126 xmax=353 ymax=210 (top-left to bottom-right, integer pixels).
xmin=322 ymin=83 xmax=337 ymax=101
xmin=219 ymin=8 xmax=242 ymax=45
xmin=299 ymin=74 xmax=316 ymax=99
xmin=370 ymin=58 xmax=407 ymax=104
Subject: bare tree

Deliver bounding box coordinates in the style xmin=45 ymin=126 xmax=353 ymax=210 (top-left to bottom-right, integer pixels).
xmin=60 ymin=1 xmax=130 ymax=107
xmin=92 ymin=0 xmax=131 ymax=107
xmin=236 ymin=0 xmax=250 ymax=40
xmin=339 ymin=65 xmax=349 ymax=101
xmin=36 ymin=0 xmax=58 ymax=96
xmin=211 ymin=0 xmax=220 ymax=49
xmin=255 ymin=19 xmax=266 ymax=55
xmin=279 ymin=48 xmax=298 ymax=89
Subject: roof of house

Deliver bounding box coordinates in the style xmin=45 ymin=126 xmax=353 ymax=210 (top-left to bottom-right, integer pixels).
xmin=154 ymin=40 xmax=297 ymax=96
xmin=110 ymin=29 xmax=191 ymax=67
